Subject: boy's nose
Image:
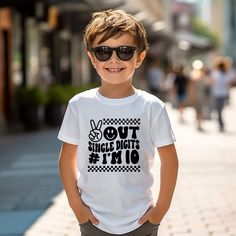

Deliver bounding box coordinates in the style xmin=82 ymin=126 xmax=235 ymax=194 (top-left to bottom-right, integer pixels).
xmin=109 ymin=51 xmax=120 ymax=62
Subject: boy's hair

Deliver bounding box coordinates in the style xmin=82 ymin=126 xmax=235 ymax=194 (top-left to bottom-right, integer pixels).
xmin=83 ymin=9 xmax=148 ymax=54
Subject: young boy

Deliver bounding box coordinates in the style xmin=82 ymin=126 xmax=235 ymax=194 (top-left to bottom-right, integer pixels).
xmin=58 ymin=9 xmax=178 ymax=236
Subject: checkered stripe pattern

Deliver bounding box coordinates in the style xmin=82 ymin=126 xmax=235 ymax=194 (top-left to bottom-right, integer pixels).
xmin=88 ymin=165 xmax=140 ymax=172
xmin=103 ymin=118 xmax=140 ymax=126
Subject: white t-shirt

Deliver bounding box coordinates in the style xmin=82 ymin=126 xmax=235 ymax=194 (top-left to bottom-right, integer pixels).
xmin=58 ymin=88 xmax=175 ymax=234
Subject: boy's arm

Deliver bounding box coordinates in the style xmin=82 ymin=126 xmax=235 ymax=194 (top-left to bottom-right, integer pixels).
xmin=58 ymin=142 xmax=99 ymax=225
xmin=139 ymin=143 xmax=178 ymax=224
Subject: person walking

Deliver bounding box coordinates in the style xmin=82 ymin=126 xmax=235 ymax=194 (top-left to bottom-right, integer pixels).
xmin=173 ymin=65 xmax=189 ymax=123
xmin=189 ymin=66 xmax=208 ymax=131
xmin=58 ymin=9 xmax=178 ymax=236
xmin=146 ymin=58 xmax=165 ymax=100
xmin=210 ymin=60 xmax=232 ymax=132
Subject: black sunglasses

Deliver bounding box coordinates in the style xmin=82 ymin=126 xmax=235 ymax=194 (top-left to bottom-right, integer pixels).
xmin=91 ymin=46 xmax=137 ymax=61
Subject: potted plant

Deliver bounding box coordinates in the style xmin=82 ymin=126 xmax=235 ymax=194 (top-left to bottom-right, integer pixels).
xmin=16 ymin=86 xmax=47 ymax=131
xmin=45 ymin=82 xmax=100 ymax=126
xmin=45 ymin=85 xmax=68 ymax=127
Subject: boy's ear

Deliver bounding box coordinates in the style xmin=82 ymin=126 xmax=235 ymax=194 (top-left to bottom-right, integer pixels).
xmin=87 ymin=51 xmax=97 ymax=67
xmin=135 ymin=51 xmax=146 ymax=68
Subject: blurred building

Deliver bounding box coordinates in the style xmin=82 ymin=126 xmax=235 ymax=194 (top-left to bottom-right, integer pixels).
xmin=0 ymin=1 xmax=51 ymax=131
xmin=196 ymin=0 xmax=236 ymax=66
xmin=0 ymin=0 xmax=220 ymax=133
xmin=170 ymin=0 xmax=215 ymax=66
xmin=222 ymin=0 xmax=236 ymax=65
xmin=0 ymin=7 xmax=15 ymax=131
xmin=0 ymin=0 xmax=176 ymax=133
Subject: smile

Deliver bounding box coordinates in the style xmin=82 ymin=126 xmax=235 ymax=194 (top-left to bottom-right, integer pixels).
xmin=106 ymin=68 xmax=124 ymax=72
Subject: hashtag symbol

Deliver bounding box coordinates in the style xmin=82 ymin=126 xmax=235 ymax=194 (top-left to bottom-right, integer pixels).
xmin=89 ymin=153 xmax=100 ymax=164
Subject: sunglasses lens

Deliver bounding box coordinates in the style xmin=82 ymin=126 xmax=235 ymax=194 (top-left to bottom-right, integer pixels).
xmin=93 ymin=47 xmax=111 ymax=61
xmin=92 ymin=46 xmax=136 ymax=61
xmin=117 ymin=47 xmax=136 ymax=61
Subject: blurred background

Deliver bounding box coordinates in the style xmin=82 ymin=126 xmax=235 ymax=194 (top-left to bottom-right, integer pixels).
xmin=0 ymin=0 xmax=235 ymax=132
xmin=0 ymin=0 xmax=236 ymax=235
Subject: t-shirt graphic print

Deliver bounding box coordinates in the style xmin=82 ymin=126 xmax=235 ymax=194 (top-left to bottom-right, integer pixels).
xmin=87 ymin=118 xmax=141 ymax=173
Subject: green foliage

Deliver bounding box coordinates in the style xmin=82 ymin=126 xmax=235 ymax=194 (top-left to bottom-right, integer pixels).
xmin=46 ymin=82 xmax=100 ymax=105
xmin=63 ymin=82 xmax=100 ymax=101
xmin=192 ymin=18 xmax=220 ymax=47
xmin=16 ymin=86 xmax=47 ymax=107
xmin=16 ymin=82 xmax=99 ymax=107
xmin=63 ymin=85 xmax=82 ymax=101
xmin=46 ymin=85 xmax=68 ymax=105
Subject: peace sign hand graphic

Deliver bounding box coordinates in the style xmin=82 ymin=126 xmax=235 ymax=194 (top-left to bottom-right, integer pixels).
xmin=89 ymin=120 xmax=103 ymax=142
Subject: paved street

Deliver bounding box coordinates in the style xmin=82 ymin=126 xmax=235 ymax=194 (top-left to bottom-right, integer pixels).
xmin=0 ymin=129 xmax=62 ymax=236
xmin=158 ymin=89 xmax=236 ymax=236
xmin=1 ymin=88 xmax=236 ymax=236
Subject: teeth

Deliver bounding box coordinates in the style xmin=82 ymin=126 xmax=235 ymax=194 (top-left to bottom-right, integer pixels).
xmin=107 ymin=68 xmax=122 ymax=72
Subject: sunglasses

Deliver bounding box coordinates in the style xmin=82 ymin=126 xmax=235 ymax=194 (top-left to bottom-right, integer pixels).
xmin=91 ymin=46 xmax=137 ymax=61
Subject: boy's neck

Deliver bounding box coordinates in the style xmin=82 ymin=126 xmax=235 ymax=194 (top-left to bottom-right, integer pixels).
xmin=98 ymin=83 xmax=136 ymax=99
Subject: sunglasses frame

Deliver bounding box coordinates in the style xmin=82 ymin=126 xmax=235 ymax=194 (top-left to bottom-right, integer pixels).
xmin=91 ymin=46 xmax=137 ymax=61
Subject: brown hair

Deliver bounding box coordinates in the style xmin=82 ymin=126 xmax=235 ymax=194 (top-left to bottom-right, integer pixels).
xmin=83 ymin=9 xmax=148 ymax=54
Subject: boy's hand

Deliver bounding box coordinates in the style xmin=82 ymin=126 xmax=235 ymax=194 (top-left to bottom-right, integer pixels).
xmin=75 ymin=204 xmax=99 ymax=225
xmin=138 ymin=206 xmax=164 ymax=225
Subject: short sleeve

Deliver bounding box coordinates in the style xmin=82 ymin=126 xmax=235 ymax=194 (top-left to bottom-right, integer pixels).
xmin=57 ymin=102 xmax=80 ymax=145
xmin=150 ymin=106 xmax=176 ymax=147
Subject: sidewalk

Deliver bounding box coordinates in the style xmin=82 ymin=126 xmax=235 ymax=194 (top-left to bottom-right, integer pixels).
xmin=1 ymin=89 xmax=236 ymax=236
xmin=159 ymin=88 xmax=236 ymax=236
xmin=0 ymin=128 xmax=63 ymax=236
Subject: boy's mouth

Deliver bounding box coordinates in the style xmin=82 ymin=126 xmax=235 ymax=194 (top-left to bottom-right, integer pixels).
xmin=106 ymin=68 xmax=124 ymax=72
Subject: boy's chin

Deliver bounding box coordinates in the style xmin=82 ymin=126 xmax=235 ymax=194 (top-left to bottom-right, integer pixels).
xmin=101 ymin=79 xmax=132 ymax=86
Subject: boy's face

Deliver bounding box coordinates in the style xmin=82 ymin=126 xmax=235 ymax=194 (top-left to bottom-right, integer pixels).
xmin=87 ymin=33 xmax=146 ymax=86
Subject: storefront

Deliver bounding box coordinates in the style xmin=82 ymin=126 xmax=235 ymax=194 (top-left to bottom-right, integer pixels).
xmin=0 ymin=0 xmax=174 ymax=133
xmin=0 ymin=8 xmax=12 ymax=131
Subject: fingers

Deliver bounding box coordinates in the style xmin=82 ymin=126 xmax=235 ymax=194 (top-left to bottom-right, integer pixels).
xmin=138 ymin=206 xmax=154 ymax=224
xmin=77 ymin=209 xmax=99 ymax=225
xmin=89 ymin=131 xmax=96 ymax=141
xmin=89 ymin=134 xmax=94 ymax=141
xmin=89 ymin=130 xmax=102 ymax=142
xmin=89 ymin=212 xmax=99 ymax=225
xmin=89 ymin=120 xmax=103 ymax=142
xmin=90 ymin=119 xmax=102 ymax=130
xmin=138 ymin=212 xmax=149 ymax=224
xmin=90 ymin=120 xmax=96 ymax=130
xmin=97 ymin=120 xmax=102 ymax=130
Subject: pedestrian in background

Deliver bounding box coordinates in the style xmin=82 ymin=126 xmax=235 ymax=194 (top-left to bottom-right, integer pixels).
xmin=189 ymin=66 xmax=207 ymax=131
xmin=202 ymin=67 xmax=213 ymax=120
xmin=147 ymin=57 xmax=165 ymax=100
xmin=58 ymin=9 xmax=178 ymax=236
xmin=210 ymin=59 xmax=232 ymax=132
xmin=164 ymin=67 xmax=177 ymax=107
xmin=225 ymin=56 xmax=236 ymax=87
xmin=173 ymin=65 xmax=189 ymax=123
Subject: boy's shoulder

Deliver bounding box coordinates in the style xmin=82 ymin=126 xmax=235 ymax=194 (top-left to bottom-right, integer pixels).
xmin=138 ymin=89 xmax=165 ymax=106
